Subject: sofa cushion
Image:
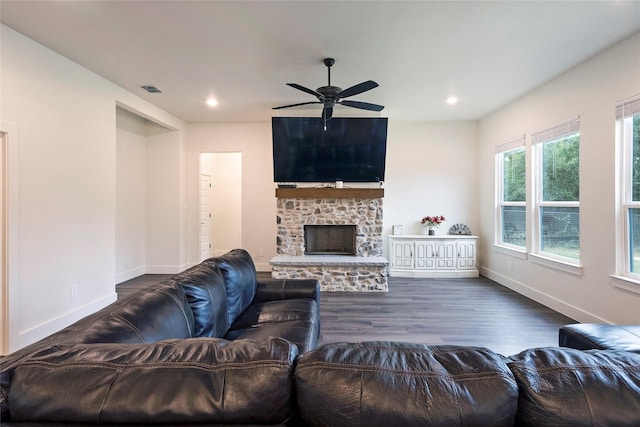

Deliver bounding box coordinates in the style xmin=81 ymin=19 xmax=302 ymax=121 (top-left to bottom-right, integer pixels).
xmin=294 ymin=342 xmax=518 ymax=427
xmin=172 ymin=263 xmax=229 ymax=337
xmin=8 ymin=338 xmax=299 ymax=425
xmin=508 ymin=347 xmax=640 ymax=426
xmin=559 ymin=323 xmax=640 ymax=353
xmin=225 ymin=320 xmax=319 ymax=354
xmin=71 ymin=282 xmax=195 ymax=344
xmin=206 ymin=249 xmax=257 ymax=327
xmin=230 ymin=299 xmax=319 ymax=329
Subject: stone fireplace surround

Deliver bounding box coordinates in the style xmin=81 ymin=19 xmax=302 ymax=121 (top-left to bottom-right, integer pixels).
xmin=270 ymin=188 xmax=389 ymax=292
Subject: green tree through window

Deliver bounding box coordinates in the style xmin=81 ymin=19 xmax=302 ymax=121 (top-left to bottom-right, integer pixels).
xmin=501 ymin=148 xmax=526 ymax=247
xmin=535 ymin=124 xmax=580 ymax=261
xmin=542 ymin=135 xmax=579 ymax=202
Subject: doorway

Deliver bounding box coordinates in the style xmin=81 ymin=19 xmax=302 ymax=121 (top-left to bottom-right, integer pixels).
xmin=199 ymin=153 xmax=242 ymax=258
xmin=1 ymin=131 xmax=7 ymax=354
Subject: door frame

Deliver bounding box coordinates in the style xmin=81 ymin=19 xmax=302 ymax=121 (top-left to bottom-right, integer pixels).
xmin=199 ymin=173 xmax=212 ymax=261
xmin=1 ymin=122 xmax=19 ymax=354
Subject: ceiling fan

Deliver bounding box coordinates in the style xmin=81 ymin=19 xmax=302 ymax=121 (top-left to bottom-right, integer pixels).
xmin=273 ymin=58 xmax=384 ymax=121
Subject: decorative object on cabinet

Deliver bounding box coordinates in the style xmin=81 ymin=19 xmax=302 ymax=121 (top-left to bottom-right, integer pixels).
xmin=448 ymin=223 xmax=472 ymax=235
xmin=420 ymin=215 xmax=445 ymax=235
xmin=393 ymin=225 xmax=403 ymax=235
xmin=388 ymin=235 xmax=478 ymax=278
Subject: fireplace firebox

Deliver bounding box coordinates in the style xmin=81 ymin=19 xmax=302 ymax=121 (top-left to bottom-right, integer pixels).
xmin=304 ymin=225 xmax=357 ymax=255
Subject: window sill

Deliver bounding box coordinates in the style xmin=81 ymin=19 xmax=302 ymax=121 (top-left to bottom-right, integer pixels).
xmin=529 ymin=253 xmax=583 ymax=276
xmin=493 ymin=244 xmax=528 ymax=259
xmin=610 ymin=275 xmax=640 ymax=295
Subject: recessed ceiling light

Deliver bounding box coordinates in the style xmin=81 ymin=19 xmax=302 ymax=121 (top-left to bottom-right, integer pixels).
xmin=206 ymin=98 xmax=218 ymax=107
xmin=446 ymin=96 xmax=459 ymax=105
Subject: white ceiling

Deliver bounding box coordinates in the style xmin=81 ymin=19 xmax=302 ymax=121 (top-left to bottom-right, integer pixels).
xmin=2 ymin=1 xmax=639 ymax=123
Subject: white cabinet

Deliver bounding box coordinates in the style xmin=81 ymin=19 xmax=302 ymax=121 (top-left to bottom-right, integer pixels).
xmin=389 ymin=235 xmax=478 ymax=278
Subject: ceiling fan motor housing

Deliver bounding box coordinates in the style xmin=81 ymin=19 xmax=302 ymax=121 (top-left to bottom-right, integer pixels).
xmin=317 ymin=85 xmax=342 ymax=102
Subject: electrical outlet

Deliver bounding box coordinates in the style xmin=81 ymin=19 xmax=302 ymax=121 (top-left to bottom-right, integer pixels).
xmin=259 ymin=248 xmax=265 ymax=257
xmin=70 ymin=285 xmax=78 ymax=298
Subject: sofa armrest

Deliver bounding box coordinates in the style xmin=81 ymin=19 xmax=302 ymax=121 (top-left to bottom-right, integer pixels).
xmin=255 ymin=279 xmax=320 ymax=303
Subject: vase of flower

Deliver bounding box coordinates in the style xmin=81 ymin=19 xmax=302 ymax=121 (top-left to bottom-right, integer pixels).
xmin=420 ymin=215 xmax=445 ymax=236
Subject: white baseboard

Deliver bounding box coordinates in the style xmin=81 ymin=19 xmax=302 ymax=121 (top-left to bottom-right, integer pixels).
xmin=12 ymin=293 xmax=117 ymax=353
xmin=480 ymin=266 xmax=610 ymax=324
xmin=115 ymin=266 xmax=146 ymax=284
xmin=146 ymin=265 xmax=183 ymax=274
xmin=254 ymin=262 xmax=272 ymax=272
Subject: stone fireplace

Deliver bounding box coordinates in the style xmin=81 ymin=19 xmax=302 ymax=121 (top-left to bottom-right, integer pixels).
xmin=270 ymin=188 xmax=388 ymax=292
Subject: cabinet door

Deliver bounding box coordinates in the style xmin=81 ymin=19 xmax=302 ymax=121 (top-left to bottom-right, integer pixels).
xmin=391 ymin=240 xmax=414 ymax=269
xmin=456 ymin=240 xmax=477 ymax=269
xmin=415 ymin=240 xmax=436 ymax=269
xmin=435 ymin=241 xmax=456 ymax=269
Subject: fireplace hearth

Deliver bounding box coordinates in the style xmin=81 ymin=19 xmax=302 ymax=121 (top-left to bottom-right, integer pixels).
xmin=304 ymin=225 xmax=356 ymax=255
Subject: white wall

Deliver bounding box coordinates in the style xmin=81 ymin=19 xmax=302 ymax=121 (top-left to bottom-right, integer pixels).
xmin=1 ymin=25 xmax=187 ymax=351
xmin=478 ymin=32 xmax=640 ymax=324
xmin=145 ymin=124 xmax=184 ymax=273
xmin=383 ymin=121 xmax=479 ymax=246
xmin=116 ymin=108 xmax=147 ymax=282
xmin=187 ymin=123 xmax=274 ymax=270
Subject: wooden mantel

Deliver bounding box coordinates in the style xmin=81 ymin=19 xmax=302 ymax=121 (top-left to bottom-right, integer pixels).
xmin=275 ymin=187 xmax=384 ymax=199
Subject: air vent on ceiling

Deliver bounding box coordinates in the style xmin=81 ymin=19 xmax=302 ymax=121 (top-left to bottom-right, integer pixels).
xmin=140 ymin=85 xmax=162 ymax=93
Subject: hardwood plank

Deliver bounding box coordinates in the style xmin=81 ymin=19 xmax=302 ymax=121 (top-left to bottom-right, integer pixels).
xmin=116 ymin=274 xmax=576 ymax=356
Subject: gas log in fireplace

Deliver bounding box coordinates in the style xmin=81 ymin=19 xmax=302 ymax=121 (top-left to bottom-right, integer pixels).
xmin=304 ymin=225 xmax=357 ymax=255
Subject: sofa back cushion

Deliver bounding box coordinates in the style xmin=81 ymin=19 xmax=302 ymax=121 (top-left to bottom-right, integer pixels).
xmin=508 ymin=347 xmax=640 ymax=426
xmin=8 ymin=338 xmax=299 ymax=425
xmin=171 ymin=263 xmax=229 ymax=337
xmin=206 ymin=249 xmax=257 ymax=327
xmin=294 ymin=342 xmax=518 ymax=427
xmin=71 ymin=282 xmax=195 ymax=344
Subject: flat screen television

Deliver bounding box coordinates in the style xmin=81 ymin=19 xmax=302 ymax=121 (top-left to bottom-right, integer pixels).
xmin=272 ymin=117 xmax=388 ymax=183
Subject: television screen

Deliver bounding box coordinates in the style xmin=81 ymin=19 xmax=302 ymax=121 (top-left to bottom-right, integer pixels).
xmin=272 ymin=117 xmax=388 ymax=183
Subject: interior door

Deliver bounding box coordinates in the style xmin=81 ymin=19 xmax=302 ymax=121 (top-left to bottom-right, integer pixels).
xmin=199 ymin=173 xmax=212 ymax=261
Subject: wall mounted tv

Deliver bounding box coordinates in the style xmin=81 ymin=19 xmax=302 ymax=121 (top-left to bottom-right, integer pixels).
xmin=272 ymin=117 xmax=388 ymax=183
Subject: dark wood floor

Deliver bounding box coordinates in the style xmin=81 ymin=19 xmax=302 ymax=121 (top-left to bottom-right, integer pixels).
xmin=117 ymin=273 xmax=576 ymax=356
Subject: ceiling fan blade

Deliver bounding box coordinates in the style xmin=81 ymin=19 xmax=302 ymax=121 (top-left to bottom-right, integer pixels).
xmin=323 ymin=106 xmax=333 ymax=121
xmin=272 ymin=101 xmax=321 ymax=110
xmin=340 ymin=100 xmax=385 ymax=111
xmin=336 ymin=80 xmax=379 ymax=99
xmin=287 ymin=83 xmax=323 ymax=99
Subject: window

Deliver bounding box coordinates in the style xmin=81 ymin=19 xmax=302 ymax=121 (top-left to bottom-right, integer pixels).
xmin=532 ymin=118 xmax=580 ymax=263
xmin=617 ymin=95 xmax=640 ymax=277
xmin=496 ymin=136 xmax=526 ymax=250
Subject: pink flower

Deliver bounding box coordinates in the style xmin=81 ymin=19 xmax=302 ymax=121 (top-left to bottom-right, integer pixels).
xmin=420 ymin=215 xmax=446 ymax=228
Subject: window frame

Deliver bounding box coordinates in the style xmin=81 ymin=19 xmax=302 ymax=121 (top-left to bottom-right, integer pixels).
xmin=531 ymin=118 xmax=581 ymax=267
xmin=616 ymin=95 xmax=640 ymax=283
xmin=495 ymin=136 xmax=526 ymax=254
